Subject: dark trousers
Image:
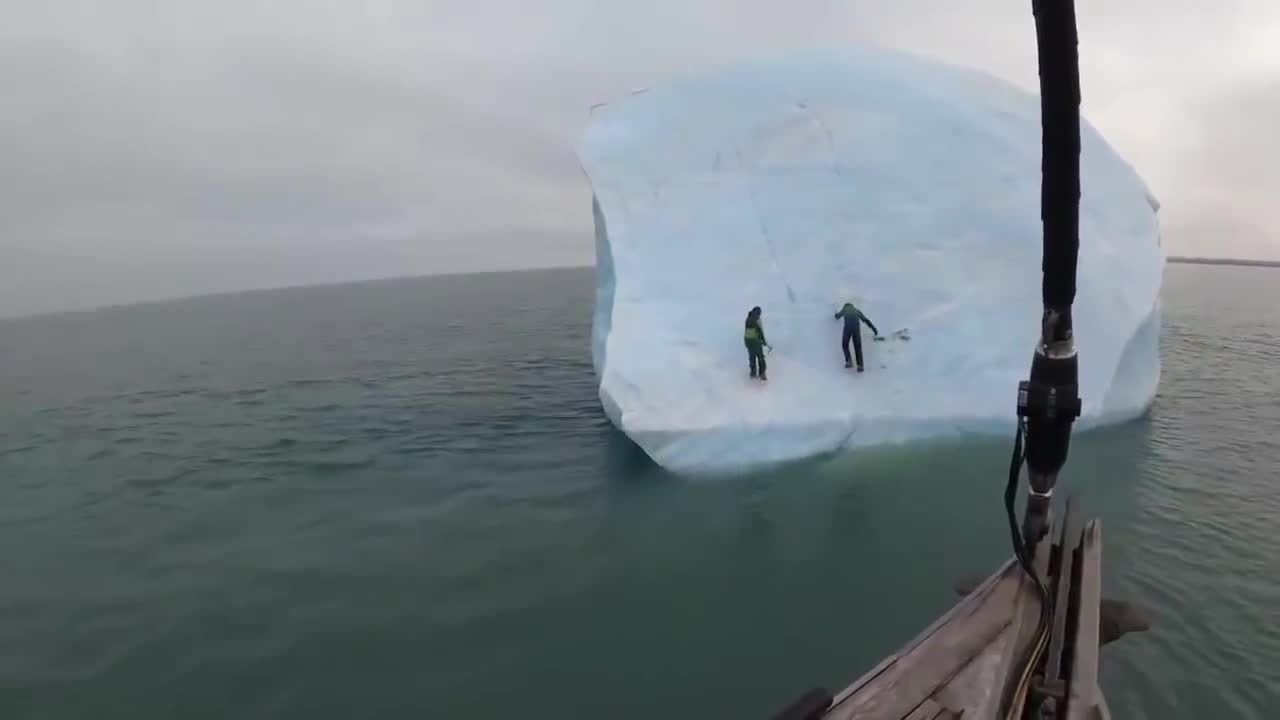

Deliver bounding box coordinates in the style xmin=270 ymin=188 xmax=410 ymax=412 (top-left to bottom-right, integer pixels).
xmin=842 ymin=327 xmax=863 ymax=369
xmin=746 ymin=340 xmax=767 ymax=376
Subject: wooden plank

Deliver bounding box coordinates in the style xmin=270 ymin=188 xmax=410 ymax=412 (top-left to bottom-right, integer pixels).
xmin=929 ymin=621 xmax=1015 ymax=712
xmin=824 ymin=567 xmax=1022 ymax=719
xmin=902 ymin=698 xmax=945 ymax=720
xmin=826 ymin=558 xmax=1017 ymax=710
xmin=1044 ymin=498 xmax=1080 ymax=690
xmin=972 ymin=517 xmax=1055 ymax=720
xmin=1066 ymin=520 xmax=1107 ymax=720
xmin=902 ymin=698 xmax=963 ymax=719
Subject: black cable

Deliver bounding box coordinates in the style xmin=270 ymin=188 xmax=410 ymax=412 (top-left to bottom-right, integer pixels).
xmin=1005 ymin=421 xmax=1029 ymax=570
xmin=999 ymin=420 xmax=1051 ymax=719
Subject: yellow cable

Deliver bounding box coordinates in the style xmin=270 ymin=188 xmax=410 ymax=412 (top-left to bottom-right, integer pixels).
xmin=1004 ymin=601 xmax=1051 ymax=720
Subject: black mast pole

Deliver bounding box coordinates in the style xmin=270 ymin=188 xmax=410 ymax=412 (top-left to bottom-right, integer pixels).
xmin=1018 ymin=0 xmax=1084 ymax=547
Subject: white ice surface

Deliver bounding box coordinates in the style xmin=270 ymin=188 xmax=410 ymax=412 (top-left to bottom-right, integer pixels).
xmin=578 ymin=47 xmax=1164 ymax=474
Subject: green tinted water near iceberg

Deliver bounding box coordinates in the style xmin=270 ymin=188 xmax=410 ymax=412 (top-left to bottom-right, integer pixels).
xmin=0 ymin=264 xmax=1275 ymax=719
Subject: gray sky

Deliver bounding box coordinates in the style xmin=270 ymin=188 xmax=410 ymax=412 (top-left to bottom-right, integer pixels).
xmin=3 ymin=0 xmax=1278 ymax=317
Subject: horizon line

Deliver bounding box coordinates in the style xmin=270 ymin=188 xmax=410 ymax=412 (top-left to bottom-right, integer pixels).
xmin=4 ymin=256 xmax=1277 ymax=323
xmin=0 ymin=264 xmax=594 ymax=324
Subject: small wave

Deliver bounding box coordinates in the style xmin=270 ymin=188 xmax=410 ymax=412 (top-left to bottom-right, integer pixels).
xmin=131 ymin=410 xmax=176 ymax=419
xmin=0 ymin=443 xmax=40 ymax=458
xmin=283 ymin=378 xmax=338 ymax=388
xmin=297 ymin=403 xmax=341 ymax=413
xmin=262 ymin=456 xmax=376 ymax=473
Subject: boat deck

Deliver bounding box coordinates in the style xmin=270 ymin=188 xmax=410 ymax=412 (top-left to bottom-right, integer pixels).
xmin=797 ymin=513 xmax=1110 ymax=720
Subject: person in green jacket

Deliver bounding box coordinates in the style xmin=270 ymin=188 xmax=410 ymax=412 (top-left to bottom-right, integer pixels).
xmin=834 ymin=302 xmax=880 ymax=371
xmin=744 ymin=306 xmax=770 ymax=381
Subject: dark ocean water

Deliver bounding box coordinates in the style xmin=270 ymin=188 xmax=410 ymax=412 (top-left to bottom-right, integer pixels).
xmin=0 ymin=264 xmax=1277 ymax=719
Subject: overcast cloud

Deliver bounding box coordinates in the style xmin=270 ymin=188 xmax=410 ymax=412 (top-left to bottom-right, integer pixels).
xmin=2 ymin=0 xmax=1277 ymax=317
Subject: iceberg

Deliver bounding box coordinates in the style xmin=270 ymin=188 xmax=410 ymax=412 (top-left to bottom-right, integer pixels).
xmin=577 ymin=47 xmax=1164 ymax=475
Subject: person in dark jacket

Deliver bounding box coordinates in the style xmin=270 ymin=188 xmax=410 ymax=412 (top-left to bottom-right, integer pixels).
xmin=743 ymin=306 xmax=769 ymax=381
xmin=834 ymin=302 xmax=880 ymax=371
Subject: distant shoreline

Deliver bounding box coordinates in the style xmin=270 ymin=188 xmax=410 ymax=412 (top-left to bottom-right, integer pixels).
xmin=1167 ymin=256 xmax=1280 ymax=268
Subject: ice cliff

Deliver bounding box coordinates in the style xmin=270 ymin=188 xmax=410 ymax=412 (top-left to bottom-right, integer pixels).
xmin=577 ymin=47 xmax=1164 ymax=474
